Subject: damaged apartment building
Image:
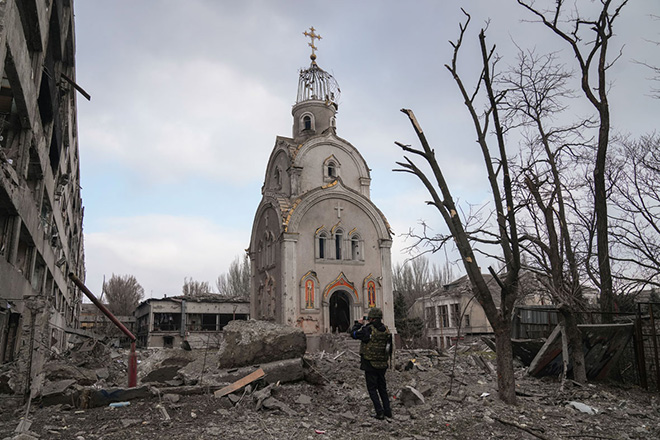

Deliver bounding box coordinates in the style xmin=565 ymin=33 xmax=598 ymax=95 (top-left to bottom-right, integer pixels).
xmin=0 ymin=0 xmax=86 ymax=396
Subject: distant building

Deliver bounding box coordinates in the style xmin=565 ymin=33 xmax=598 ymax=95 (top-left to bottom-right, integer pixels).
xmin=79 ymin=303 xmax=136 ymax=344
xmin=249 ymin=29 xmax=394 ymax=345
xmin=410 ymin=273 xmax=546 ymax=348
xmin=135 ymin=294 xmax=250 ymax=348
xmin=0 ymin=0 xmax=86 ymax=394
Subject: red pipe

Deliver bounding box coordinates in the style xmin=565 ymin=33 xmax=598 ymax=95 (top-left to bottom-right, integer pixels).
xmin=69 ymin=273 xmax=137 ymax=387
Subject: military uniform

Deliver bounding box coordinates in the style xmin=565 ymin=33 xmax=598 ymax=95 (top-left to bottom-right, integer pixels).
xmin=351 ymin=308 xmax=392 ymax=419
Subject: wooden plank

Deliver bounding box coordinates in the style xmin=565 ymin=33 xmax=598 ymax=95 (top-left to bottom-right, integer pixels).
xmin=213 ymin=368 xmax=265 ymax=398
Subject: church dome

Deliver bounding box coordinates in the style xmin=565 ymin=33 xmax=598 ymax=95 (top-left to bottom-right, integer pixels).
xmin=293 ymin=28 xmax=341 ymax=139
xmin=296 ymin=60 xmax=341 ymax=107
xmin=296 ymin=27 xmax=340 ymax=107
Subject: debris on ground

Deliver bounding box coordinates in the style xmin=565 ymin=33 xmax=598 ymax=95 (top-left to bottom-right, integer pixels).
xmin=0 ymin=335 xmax=658 ymax=439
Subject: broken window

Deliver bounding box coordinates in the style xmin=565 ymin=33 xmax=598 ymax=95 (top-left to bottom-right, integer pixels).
xmin=201 ymin=314 xmax=217 ymax=331
xmin=219 ymin=313 xmax=248 ymax=330
xmin=439 ymin=305 xmax=449 ymax=328
xmin=451 ymin=303 xmax=461 ymax=327
xmin=425 ymin=306 xmax=437 ymax=328
xmin=153 ymin=313 xmax=180 ymax=331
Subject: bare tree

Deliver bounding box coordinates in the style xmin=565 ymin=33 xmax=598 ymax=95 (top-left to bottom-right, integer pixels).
xmin=393 ymin=256 xmax=454 ymax=307
xmin=395 ymin=13 xmax=521 ymax=404
xmin=518 ymin=0 xmax=630 ymax=322
xmin=502 ymin=48 xmax=589 ymax=382
xmin=182 ymin=277 xmax=212 ymax=297
xmin=609 ymin=134 xmax=660 ymax=292
xmin=216 ymin=255 xmax=251 ymax=299
xmin=104 ymin=274 xmax=144 ymax=316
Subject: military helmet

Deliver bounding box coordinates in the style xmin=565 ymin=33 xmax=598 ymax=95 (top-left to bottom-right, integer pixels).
xmin=368 ymin=307 xmax=383 ymax=319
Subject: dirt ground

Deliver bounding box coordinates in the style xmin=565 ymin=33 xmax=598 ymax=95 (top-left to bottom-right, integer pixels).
xmin=1 ymin=337 xmax=659 ymax=440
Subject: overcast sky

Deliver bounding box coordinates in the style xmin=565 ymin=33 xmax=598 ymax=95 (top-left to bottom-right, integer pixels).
xmin=72 ymin=1 xmax=659 ymax=299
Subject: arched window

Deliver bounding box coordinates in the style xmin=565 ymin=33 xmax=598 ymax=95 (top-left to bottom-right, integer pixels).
xmin=327 ymin=161 xmax=336 ymax=178
xmin=351 ymin=235 xmax=361 ymax=260
xmin=335 ymin=230 xmax=343 ymax=260
xmin=318 ymin=232 xmax=327 ymax=259
xmin=323 ymin=156 xmax=341 ymax=182
xmin=303 ymin=115 xmax=312 ymax=130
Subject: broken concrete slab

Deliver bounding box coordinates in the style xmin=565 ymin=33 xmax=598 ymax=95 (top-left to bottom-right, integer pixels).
xmin=296 ymin=394 xmax=312 ymax=405
xmin=39 ymin=379 xmax=78 ymax=406
xmin=261 ymin=396 xmax=295 ymax=415
xmin=218 ymin=320 xmax=306 ymax=368
xmin=397 ymin=386 xmax=425 ymax=406
xmin=528 ymin=323 xmax=634 ymax=380
xmin=162 ymin=393 xmax=180 ymax=403
xmin=261 ymin=358 xmax=304 ymax=384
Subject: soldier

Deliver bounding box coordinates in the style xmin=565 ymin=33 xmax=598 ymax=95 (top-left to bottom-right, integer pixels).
xmin=350 ymin=307 xmax=393 ymax=419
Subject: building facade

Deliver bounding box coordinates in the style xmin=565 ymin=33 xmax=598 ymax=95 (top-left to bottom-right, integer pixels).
xmin=411 ymin=274 xmax=547 ymax=348
xmin=249 ymin=30 xmax=395 ymax=342
xmin=135 ymin=295 xmax=250 ymax=349
xmin=0 ymin=0 xmax=85 ymax=394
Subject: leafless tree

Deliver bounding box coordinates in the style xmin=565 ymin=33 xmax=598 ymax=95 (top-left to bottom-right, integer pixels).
xmin=609 ymin=134 xmax=660 ymax=293
xmin=395 ymin=13 xmax=521 ymax=404
xmin=182 ymin=277 xmax=212 ymax=297
xmin=501 ymin=48 xmax=589 ymax=382
xmin=393 ymin=256 xmax=453 ymax=303
xmin=518 ymin=0 xmax=630 ymax=322
xmin=216 ymin=255 xmax=251 ymax=299
xmin=104 ymin=274 xmax=144 ymax=316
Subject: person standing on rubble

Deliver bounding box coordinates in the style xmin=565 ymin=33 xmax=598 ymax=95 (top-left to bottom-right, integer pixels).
xmin=350 ymin=307 xmax=393 ymax=420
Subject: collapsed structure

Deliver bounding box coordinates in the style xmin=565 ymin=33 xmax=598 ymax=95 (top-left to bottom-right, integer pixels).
xmin=0 ymin=0 xmax=86 ymax=396
xmin=249 ymin=28 xmax=395 ymax=345
xmin=135 ymin=294 xmax=250 ymax=349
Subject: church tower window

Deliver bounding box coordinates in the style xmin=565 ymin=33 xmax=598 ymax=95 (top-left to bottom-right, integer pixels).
xmin=300 ymin=112 xmax=315 ymax=133
xmin=323 ymin=155 xmax=341 ymax=182
xmin=327 ymin=161 xmax=336 ymax=178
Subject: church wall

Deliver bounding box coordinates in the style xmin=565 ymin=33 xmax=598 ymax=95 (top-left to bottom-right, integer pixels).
xmin=297 ymin=142 xmax=363 ymax=193
xmin=250 ymin=205 xmax=283 ymax=322
xmin=292 ymin=198 xmax=387 ymax=331
xmin=264 ymin=149 xmax=291 ymax=197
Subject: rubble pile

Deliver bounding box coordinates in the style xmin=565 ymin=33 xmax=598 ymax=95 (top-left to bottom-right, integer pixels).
xmin=1 ymin=334 xmax=659 ymax=439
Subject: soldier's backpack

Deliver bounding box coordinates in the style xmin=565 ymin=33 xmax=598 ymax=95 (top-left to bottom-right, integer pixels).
xmin=363 ymin=325 xmax=393 ymax=369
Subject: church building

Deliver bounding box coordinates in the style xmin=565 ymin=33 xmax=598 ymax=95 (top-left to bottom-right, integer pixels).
xmin=249 ymin=28 xmax=395 ymax=340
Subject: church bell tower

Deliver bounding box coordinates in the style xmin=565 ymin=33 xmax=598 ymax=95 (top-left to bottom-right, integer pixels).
xmin=249 ymin=28 xmax=395 ymax=344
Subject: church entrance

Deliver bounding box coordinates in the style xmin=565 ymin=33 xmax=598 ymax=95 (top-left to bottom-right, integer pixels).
xmin=329 ymin=291 xmax=351 ymax=333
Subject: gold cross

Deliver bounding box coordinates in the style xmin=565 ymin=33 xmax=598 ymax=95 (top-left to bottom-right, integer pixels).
xmin=303 ymin=27 xmax=322 ymax=60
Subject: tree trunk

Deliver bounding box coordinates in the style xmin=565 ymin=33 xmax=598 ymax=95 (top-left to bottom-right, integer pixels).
xmin=494 ymin=323 xmax=516 ymax=404
xmin=558 ymin=305 xmax=587 ymax=383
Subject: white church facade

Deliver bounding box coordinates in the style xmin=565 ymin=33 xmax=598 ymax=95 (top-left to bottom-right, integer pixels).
xmin=249 ymin=28 xmax=395 ymax=338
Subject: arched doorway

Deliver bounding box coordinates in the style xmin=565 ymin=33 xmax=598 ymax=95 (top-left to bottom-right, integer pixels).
xmin=329 ymin=290 xmax=351 ymax=333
